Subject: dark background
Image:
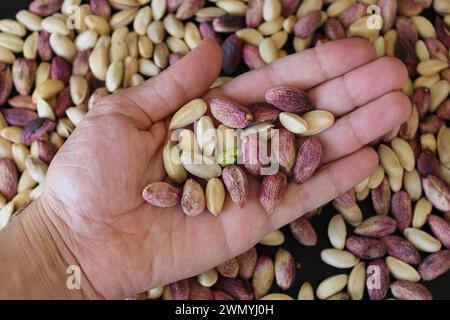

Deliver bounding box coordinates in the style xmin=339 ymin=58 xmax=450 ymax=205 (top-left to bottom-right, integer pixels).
xmin=2 ymin=1 xmax=449 ymax=300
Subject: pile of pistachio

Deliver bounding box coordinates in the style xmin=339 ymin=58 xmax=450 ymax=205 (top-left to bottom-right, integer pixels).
xmin=0 ymin=0 xmax=448 ymax=300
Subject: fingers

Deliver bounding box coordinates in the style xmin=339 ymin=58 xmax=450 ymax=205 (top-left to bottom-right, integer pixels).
xmin=318 ymin=91 xmax=412 ymax=163
xmin=116 ymin=39 xmax=222 ymax=126
xmin=269 ymin=147 xmax=379 ymax=230
xmin=309 ymin=57 xmax=409 ymax=116
xmin=208 ymin=38 xmax=376 ymax=104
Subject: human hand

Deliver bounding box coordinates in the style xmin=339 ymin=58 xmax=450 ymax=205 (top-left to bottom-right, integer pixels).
xmin=23 ymin=38 xmax=410 ymax=299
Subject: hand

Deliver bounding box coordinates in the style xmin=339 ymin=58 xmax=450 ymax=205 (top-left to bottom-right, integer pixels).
xmin=15 ymin=38 xmax=411 ymax=299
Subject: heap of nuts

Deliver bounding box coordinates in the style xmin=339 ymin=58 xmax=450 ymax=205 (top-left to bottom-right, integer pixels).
xmin=142 ymin=86 xmax=334 ymax=216
xmin=0 ymin=0 xmax=449 ymax=300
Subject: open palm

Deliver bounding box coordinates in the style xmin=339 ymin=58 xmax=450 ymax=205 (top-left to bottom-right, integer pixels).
xmin=39 ymin=39 xmax=411 ymax=299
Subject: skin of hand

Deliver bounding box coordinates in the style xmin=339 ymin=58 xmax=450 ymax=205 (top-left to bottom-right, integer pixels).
xmin=0 ymin=38 xmax=411 ymax=299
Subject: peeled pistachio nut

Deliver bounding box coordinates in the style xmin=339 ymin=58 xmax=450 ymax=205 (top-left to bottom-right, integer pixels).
xmin=0 ymin=201 xmax=14 ymax=230
xmin=366 ymin=259 xmax=390 ymax=300
xmin=0 ymin=137 xmax=13 ymax=159
xmin=422 ymin=175 xmax=450 ymax=211
xmin=411 ymin=15 xmax=436 ymax=39
xmin=391 ymin=137 xmax=415 ymax=171
xmin=289 ymin=217 xmax=317 ymax=246
xmin=378 ymin=144 xmax=403 ymax=177
xmin=430 ymin=80 xmax=450 ymax=112
xmin=236 ymin=28 xmax=263 ymax=46
xmin=418 ymin=250 xmax=450 ymax=281
xmin=347 ymin=15 xmax=380 ymax=41
xmin=142 ymin=181 xmax=182 ymax=207
xmin=0 ymin=158 xmax=19 ymax=201
xmin=316 ymin=274 xmax=348 ymax=300
xmin=162 ymin=285 xmax=173 ymax=300
xmin=347 ymin=261 xmax=366 ymax=301
xmin=197 ymin=269 xmax=219 ymax=288
xmin=12 ymin=189 xmax=32 ymax=211
xmin=427 ymin=215 xmax=450 ymax=249
xmin=24 ymin=156 xmax=47 ymax=184
xmin=260 ymin=293 xmax=293 ymax=300
xmin=106 ymin=60 xmax=124 ymax=92
xmin=278 ymin=112 xmax=308 ymax=134
xmin=294 ymin=137 xmax=322 ymax=184
xmin=241 ymin=122 xmax=274 ymax=139
xmin=252 ymin=256 xmax=274 ymax=299
xmin=210 ymin=98 xmax=253 ymax=129
xmin=181 ymin=178 xmax=205 ymax=216
xmin=1 ymin=126 xmax=24 ymax=144
xmin=195 ymin=115 xmax=217 ymax=157
xmin=222 ymin=164 xmax=248 ymax=208
xmin=32 ymin=79 xmax=64 ymax=103
xmin=345 ymin=235 xmax=386 ymax=260
xmin=332 ymin=201 xmax=362 ymax=227
xmin=177 ymin=130 xmax=198 ymax=154
xmin=147 ymin=287 xmax=164 ymax=299
xmin=70 ymin=75 xmax=89 ymax=106
xmin=259 ymin=229 xmax=284 ymax=246
xmin=215 ymin=276 xmax=253 ymax=300
xmin=217 ymin=258 xmax=239 ymax=278
xmin=23 ymin=32 xmax=39 ymax=60
xmin=0 ymin=33 xmax=24 ymax=53
xmin=16 ymin=10 xmax=42 ymax=32
xmin=293 ymin=36 xmax=312 ymax=52
xmin=56 ymin=117 xmax=75 ymax=138
xmin=381 ymin=235 xmax=421 ymax=265
xmin=274 ymin=247 xmax=295 ymax=291
xmin=237 ymin=247 xmax=257 ymax=280
xmin=188 ymin=278 xmax=213 ymax=300
xmin=404 ymin=228 xmax=442 ymax=253
xmin=195 ymin=7 xmax=226 ymax=22
xmin=11 ymin=142 xmax=29 ymax=172
xmin=400 ymin=105 xmax=419 ymax=140
xmin=0 ymin=46 xmax=15 ymax=64
xmin=301 ymin=110 xmax=335 ymax=136
xmin=334 ymin=189 xmax=356 ymax=209
xmin=205 ymin=177 xmax=225 ymax=216
xmin=2 ymin=108 xmax=37 ymax=127
xmin=390 ymin=280 xmax=433 ymax=300
xmin=386 ymin=256 xmax=421 ymax=282
xmin=110 ymin=8 xmax=139 ymax=30
xmin=437 ymin=126 xmax=450 ymax=165
xmin=328 ymin=214 xmax=347 ymax=250
xmin=35 ymin=62 xmax=51 ymax=87
xmin=320 ymin=248 xmax=360 ymax=269
xmin=259 ymin=172 xmax=287 ymax=214
xmin=163 ymin=141 xmax=187 ymax=184
xmin=49 ymin=33 xmax=76 ymax=62
xmin=417 ymin=59 xmax=449 ymax=76
xmin=169 ymin=99 xmax=207 ymax=130
xmin=412 ymin=197 xmax=432 ymax=228
xmin=354 ymin=215 xmax=397 ymax=238
xmin=258 ymin=37 xmax=277 ymax=63
xmin=370 ymin=176 xmax=390 ymax=215
xmin=265 ymin=86 xmax=313 ymax=114
xmin=180 ymin=152 xmax=222 ymax=179
xmin=403 ymin=169 xmax=422 ymax=202
xmin=271 ymin=128 xmax=295 ymax=174
xmin=36 ymin=140 xmax=57 ymax=165
xmin=22 ymin=118 xmax=55 ymax=145
xmin=89 ymin=43 xmax=109 ymax=81
xmin=169 ymin=279 xmax=190 ymax=300
xmin=297 ymin=282 xmax=314 ymax=300
xmin=391 ymin=191 xmax=412 ymax=232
